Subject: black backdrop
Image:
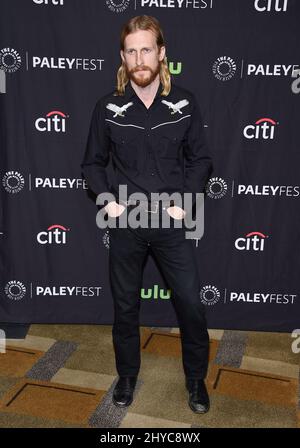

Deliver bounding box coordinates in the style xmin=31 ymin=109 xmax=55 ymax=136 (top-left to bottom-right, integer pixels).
xmin=0 ymin=0 xmax=299 ymax=332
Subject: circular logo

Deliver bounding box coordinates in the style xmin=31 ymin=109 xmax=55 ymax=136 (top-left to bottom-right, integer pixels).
xmin=2 ymin=171 xmax=25 ymax=194
xmin=200 ymin=285 xmax=221 ymax=306
xmin=212 ymin=56 xmax=236 ymax=81
xmin=5 ymin=280 xmax=26 ymax=301
xmin=106 ymin=0 xmax=130 ymax=13
xmin=206 ymin=177 xmax=227 ymax=199
xmin=0 ymin=48 xmax=21 ymax=73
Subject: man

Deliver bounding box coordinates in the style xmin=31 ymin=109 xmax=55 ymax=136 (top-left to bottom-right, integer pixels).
xmin=81 ymin=15 xmax=214 ymax=414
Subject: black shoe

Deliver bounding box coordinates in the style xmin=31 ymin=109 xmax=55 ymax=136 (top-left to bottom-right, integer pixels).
xmin=112 ymin=376 xmax=138 ymax=407
xmin=185 ymin=378 xmax=210 ymax=414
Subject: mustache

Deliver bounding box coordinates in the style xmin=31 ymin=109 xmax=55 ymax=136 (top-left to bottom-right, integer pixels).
xmin=133 ymin=67 xmax=150 ymax=72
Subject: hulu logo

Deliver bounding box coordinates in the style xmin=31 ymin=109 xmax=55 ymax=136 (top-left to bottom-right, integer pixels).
xmin=166 ymin=57 xmax=182 ymax=75
xmin=141 ymin=284 xmax=172 ymax=300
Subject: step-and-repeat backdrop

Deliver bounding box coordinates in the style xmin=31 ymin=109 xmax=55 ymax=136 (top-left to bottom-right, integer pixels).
xmin=1 ymin=0 xmax=299 ymax=331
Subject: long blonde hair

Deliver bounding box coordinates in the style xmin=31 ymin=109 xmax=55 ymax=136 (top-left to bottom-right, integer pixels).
xmin=114 ymin=15 xmax=171 ymax=97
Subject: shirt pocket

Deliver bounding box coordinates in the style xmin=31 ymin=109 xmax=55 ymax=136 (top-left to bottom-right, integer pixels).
xmin=159 ymin=132 xmax=183 ymax=160
xmin=155 ymin=118 xmax=190 ymax=160
xmin=110 ymin=132 xmax=140 ymax=170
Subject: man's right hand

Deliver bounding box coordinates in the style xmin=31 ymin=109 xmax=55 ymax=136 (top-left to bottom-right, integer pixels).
xmin=104 ymin=201 xmax=126 ymax=218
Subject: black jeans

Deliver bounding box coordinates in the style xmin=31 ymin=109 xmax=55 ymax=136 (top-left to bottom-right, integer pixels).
xmin=108 ymin=203 xmax=209 ymax=379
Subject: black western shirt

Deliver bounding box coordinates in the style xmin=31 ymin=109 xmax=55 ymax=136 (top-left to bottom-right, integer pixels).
xmin=81 ymin=80 xmax=213 ymax=210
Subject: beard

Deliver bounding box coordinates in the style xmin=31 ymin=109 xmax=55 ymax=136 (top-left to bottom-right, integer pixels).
xmin=125 ymin=61 xmax=161 ymax=87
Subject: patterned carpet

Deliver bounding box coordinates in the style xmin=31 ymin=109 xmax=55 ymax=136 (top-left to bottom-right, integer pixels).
xmin=0 ymin=325 xmax=299 ymax=428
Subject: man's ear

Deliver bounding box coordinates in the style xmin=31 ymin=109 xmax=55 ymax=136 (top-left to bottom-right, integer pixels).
xmin=120 ymin=50 xmax=125 ymax=63
xmin=159 ymin=46 xmax=166 ymax=61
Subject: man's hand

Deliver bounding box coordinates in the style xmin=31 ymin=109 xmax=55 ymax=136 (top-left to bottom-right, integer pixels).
xmin=166 ymin=206 xmax=186 ymax=220
xmin=104 ymin=201 xmax=126 ymax=218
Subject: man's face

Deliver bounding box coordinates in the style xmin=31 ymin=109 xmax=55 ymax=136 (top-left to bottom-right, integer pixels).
xmin=120 ymin=29 xmax=166 ymax=88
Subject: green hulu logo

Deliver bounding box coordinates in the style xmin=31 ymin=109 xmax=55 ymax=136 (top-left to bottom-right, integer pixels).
xmin=141 ymin=284 xmax=172 ymax=300
xmin=167 ymin=60 xmax=182 ymax=75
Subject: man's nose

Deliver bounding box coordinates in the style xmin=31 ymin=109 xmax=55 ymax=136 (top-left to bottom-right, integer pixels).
xmin=136 ymin=51 xmax=144 ymax=66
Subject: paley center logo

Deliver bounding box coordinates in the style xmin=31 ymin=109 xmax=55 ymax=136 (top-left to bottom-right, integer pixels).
xmin=4 ymin=280 xmax=26 ymax=301
xmin=0 ymin=47 xmax=21 ymax=94
xmin=37 ymin=224 xmax=70 ymax=245
xmin=206 ymin=177 xmax=228 ymax=200
xmin=2 ymin=171 xmax=25 ymax=193
xmin=200 ymin=285 xmax=221 ymax=306
xmin=35 ymin=110 xmax=69 ymax=133
xmin=212 ymin=56 xmax=237 ymax=81
xmin=235 ymin=231 xmax=268 ymax=252
xmin=243 ymin=117 xmax=278 ymax=140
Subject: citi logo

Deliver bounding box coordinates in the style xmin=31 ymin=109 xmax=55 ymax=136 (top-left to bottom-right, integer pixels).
xmin=243 ymin=117 xmax=278 ymax=140
xmin=254 ymin=0 xmax=288 ymax=12
xmin=33 ymin=0 xmax=64 ymax=5
xmin=35 ymin=110 xmax=68 ymax=133
xmin=235 ymin=231 xmax=268 ymax=251
xmin=37 ymin=224 xmax=70 ymax=245
xmin=141 ymin=284 xmax=171 ymax=300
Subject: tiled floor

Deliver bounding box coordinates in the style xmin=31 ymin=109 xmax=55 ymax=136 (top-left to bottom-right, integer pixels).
xmin=0 ymin=325 xmax=299 ymax=428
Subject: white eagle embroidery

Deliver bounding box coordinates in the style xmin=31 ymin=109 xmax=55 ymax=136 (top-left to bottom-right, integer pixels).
xmin=106 ymin=101 xmax=133 ymax=117
xmin=161 ymin=99 xmax=189 ymax=114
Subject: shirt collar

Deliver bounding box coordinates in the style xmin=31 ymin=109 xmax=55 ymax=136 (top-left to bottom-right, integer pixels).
xmin=124 ymin=79 xmax=164 ymax=101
